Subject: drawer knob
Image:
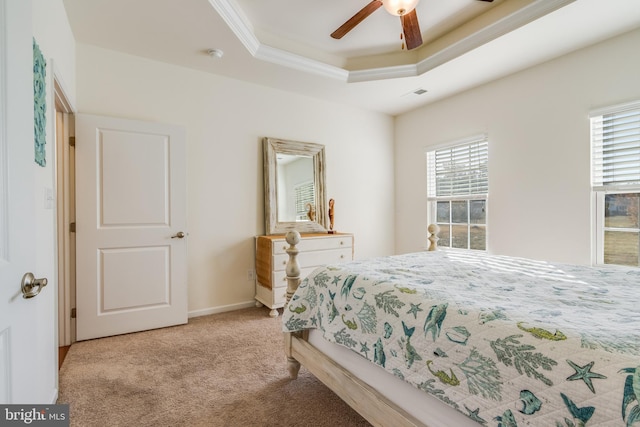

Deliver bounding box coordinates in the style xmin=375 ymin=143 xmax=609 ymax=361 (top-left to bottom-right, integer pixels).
xmin=340 ymin=241 xmax=344 ymax=245
xmin=340 ymin=254 xmax=344 ymax=259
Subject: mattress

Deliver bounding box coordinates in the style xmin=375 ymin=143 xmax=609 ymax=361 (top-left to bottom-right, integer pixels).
xmin=283 ymin=250 xmax=640 ymax=426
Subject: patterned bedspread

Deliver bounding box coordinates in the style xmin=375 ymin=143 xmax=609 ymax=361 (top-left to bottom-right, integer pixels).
xmin=282 ymin=250 xmax=640 ymax=426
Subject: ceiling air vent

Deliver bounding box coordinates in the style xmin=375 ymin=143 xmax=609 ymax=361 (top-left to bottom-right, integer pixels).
xmin=413 ymin=88 xmax=427 ymax=95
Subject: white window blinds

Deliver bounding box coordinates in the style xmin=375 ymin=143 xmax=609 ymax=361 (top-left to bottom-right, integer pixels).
xmin=427 ymin=136 xmax=489 ymax=197
xmin=295 ymin=181 xmax=315 ymax=220
xmin=591 ymin=102 xmax=640 ymax=189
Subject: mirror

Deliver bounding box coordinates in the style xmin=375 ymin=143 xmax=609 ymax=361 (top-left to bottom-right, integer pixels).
xmin=263 ymin=137 xmax=327 ymax=235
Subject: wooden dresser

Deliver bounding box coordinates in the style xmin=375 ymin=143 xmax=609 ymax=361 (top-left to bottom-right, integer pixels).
xmin=255 ymin=233 xmax=354 ymax=317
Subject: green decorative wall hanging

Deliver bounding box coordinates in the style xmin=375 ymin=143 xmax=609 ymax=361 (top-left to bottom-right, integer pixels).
xmin=33 ymin=38 xmax=46 ymax=167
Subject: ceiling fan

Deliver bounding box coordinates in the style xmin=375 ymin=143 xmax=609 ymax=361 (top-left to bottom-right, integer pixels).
xmin=331 ymin=0 xmax=494 ymax=51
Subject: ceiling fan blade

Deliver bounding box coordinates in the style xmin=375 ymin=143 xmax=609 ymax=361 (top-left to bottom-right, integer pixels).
xmin=401 ymin=9 xmax=422 ymax=50
xmin=331 ymin=0 xmax=383 ymax=39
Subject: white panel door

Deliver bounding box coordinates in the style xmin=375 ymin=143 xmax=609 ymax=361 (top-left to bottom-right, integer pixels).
xmin=0 ymin=0 xmax=56 ymax=403
xmin=75 ymin=114 xmax=187 ymax=341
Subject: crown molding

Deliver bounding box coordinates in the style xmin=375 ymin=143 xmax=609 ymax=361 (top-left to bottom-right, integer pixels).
xmin=207 ymin=0 xmax=259 ymax=54
xmin=209 ymin=0 xmax=575 ymax=84
xmin=255 ymin=45 xmax=348 ymax=81
xmin=348 ymin=64 xmax=418 ymax=83
xmin=415 ymin=0 xmax=576 ymax=77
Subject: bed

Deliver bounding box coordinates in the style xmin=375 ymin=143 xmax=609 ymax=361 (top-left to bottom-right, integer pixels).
xmin=281 ymin=229 xmax=640 ymax=427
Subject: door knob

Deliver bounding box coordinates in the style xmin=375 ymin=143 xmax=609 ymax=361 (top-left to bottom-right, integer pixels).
xmin=171 ymin=231 xmax=186 ymax=239
xmin=21 ymin=272 xmax=48 ymax=299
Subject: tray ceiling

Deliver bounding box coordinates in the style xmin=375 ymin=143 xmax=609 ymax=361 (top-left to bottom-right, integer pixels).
xmin=62 ymin=0 xmax=640 ymax=115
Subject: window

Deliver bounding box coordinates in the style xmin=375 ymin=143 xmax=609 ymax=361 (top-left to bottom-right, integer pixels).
xmin=427 ymin=135 xmax=488 ymax=250
xmin=591 ymin=101 xmax=640 ymax=266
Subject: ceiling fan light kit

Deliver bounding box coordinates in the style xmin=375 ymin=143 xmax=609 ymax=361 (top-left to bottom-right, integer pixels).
xmin=382 ymin=0 xmax=420 ymax=16
xmin=331 ymin=0 xmax=493 ymax=51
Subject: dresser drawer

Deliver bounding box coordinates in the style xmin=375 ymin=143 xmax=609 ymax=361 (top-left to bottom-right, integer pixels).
xmin=272 ymin=286 xmax=287 ymax=307
xmin=256 ymin=282 xmax=287 ymax=308
xmin=271 ymin=235 xmax=352 ymax=255
xmin=273 ymin=247 xmax=352 ymax=271
xmin=271 ymin=266 xmax=319 ymax=289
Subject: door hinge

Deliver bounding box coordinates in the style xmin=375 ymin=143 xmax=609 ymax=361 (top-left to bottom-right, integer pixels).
xmin=70 ymin=222 xmax=76 ymax=232
xmin=71 ymin=308 xmax=76 ymax=319
xmin=69 ymin=136 xmax=75 ymax=147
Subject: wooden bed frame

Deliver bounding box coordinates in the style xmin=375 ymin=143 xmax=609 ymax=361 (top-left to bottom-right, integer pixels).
xmin=282 ymin=228 xmax=441 ymax=427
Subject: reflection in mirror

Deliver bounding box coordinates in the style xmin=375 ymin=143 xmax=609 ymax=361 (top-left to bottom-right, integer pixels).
xmin=263 ymin=137 xmax=327 ymax=235
xmin=276 ymin=154 xmax=314 ymax=222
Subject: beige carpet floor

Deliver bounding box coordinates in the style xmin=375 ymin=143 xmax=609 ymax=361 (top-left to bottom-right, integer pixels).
xmin=57 ymin=307 xmax=371 ymax=427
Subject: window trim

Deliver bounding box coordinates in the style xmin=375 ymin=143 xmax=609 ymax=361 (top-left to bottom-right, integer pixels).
xmin=590 ymin=100 xmax=640 ymax=266
xmin=426 ymin=134 xmax=489 ymax=251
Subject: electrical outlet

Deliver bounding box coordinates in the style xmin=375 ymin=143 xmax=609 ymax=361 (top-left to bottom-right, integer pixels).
xmin=247 ymin=269 xmax=255 ymax=281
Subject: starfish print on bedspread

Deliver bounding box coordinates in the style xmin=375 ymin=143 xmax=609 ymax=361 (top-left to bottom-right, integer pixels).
xmin=565 ymin=360 xmax=607 ymax=393
xmin=407 ymin=303 xmax=423 ymax=319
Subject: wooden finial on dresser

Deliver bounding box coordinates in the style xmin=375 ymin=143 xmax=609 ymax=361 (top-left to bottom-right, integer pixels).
xmin=427 ymin=224 xmax=439 ymax=251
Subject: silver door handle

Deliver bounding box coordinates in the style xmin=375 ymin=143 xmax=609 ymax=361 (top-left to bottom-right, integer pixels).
xmin=21 ymin=272 xmax=48 ymax=299
xmin=171 ymin=231 xmax=186 ymax=239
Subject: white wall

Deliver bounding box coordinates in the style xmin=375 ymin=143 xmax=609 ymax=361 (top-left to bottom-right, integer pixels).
xmin=395 ymin=28 xmax=640 ymax=264
xmin=32 ymin=0 xmax=76 ymax=299
xmin=32 ymin=0 xmax=76 ymax=105
xmin=74 ymin=44 xmax=395 ymax=314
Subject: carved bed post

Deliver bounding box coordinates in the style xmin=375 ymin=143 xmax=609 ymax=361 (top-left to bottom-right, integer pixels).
xmin=284 ymin=230 xmax=301 ymax=303
xmin=427 ymin=223 xmax=439 ymax=251
xmin=284 ymin=230 xmax=302 ymax=379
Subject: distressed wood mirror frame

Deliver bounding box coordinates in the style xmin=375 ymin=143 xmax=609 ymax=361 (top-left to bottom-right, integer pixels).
xmin=263 ymin=137 xmax=327 ymax=235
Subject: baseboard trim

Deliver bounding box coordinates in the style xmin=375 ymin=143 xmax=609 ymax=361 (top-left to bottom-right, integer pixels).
xmin=188 ymin=301 xmax=256 ymax=319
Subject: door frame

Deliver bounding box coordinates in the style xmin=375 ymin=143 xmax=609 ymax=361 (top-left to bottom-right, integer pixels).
xmin=52 ymin=63 xmax=76 ymax=347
